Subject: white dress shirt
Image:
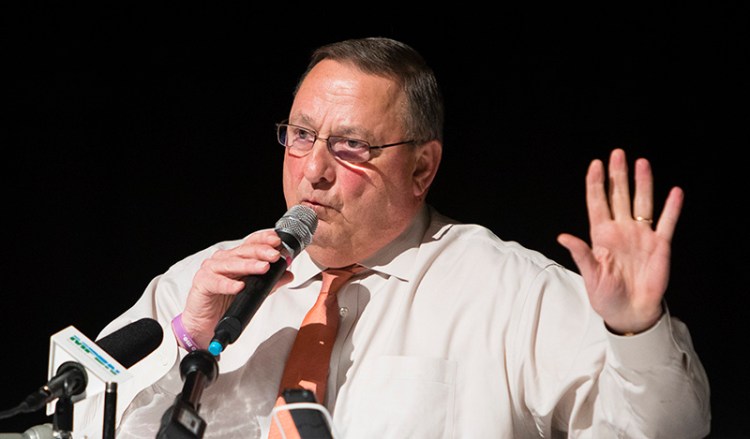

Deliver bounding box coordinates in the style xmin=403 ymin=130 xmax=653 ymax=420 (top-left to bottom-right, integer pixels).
xmin=73 ymin=205 xmax=710 ymax=438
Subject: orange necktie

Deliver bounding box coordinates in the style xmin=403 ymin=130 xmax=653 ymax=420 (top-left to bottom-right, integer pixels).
xmin=269 ymin=265 xmax=363 ymax=438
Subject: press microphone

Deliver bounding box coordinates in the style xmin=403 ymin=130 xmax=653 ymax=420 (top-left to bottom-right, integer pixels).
xmin=9 ymin=318 xmax=163 ymax=415
xmin=17 ymin=362 xmax=88 ymax=416
xmin=96 ymin=317 xmax=164 ymax=368
xmin=95 ymin=318 xmax=163 ymax=438
xmin=208 ymin=204 xmax=318 ymax=356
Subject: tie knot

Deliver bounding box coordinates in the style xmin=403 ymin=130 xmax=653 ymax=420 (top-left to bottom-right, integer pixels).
xmin=320 ymin=264 xmax=365 ymax=296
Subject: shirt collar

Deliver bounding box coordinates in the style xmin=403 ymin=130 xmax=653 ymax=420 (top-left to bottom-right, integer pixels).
xmin=287 ymin=205 xmax=431 ymax=288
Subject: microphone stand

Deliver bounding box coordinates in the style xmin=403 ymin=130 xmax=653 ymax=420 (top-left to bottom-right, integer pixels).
xmin=102 ymin=382 xmax=117 ymax=439
xmin=48 ymin=362 xmax=87 ymax=439
xmin=157 ymin=350 xmax=218 ymax=439
xmin=52 ymin=395 xmax=74 ymax=439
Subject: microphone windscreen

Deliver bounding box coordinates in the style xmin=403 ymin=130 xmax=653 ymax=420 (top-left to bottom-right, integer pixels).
xmin=96 ymin=318 xmax=164 ymax=368
xmin=275 ymin=204 xmax=318 ymax=255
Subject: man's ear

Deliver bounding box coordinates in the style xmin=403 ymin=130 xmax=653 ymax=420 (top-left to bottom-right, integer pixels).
xmin=412 ymin=140 xmax=442 ymax=198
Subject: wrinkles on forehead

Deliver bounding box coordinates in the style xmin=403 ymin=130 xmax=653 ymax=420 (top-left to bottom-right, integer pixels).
xmin=289 ymin=60 xmax=407 ymax=144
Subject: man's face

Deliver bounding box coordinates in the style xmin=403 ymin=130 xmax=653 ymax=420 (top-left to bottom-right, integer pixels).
xmin=282 ymin=59 xmax=426 ymax=267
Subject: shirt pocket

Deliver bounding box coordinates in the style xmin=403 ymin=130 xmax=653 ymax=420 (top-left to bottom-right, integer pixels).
xmin=345 ymin=355 xmax=457 ymax=439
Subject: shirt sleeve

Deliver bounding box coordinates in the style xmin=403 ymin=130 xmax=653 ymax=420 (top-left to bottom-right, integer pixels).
xmin=597 ymin=307 xmax=711 ymax=437
xmin=513 ymin=265 xmax=711 ymax=438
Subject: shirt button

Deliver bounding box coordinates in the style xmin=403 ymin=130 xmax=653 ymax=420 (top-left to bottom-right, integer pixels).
xmin=339 ymin=307 xmax=349 ymax=318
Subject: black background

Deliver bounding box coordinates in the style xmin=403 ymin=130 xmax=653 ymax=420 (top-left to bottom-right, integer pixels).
xmin=1 ymin=4 xmax=747 ymax=437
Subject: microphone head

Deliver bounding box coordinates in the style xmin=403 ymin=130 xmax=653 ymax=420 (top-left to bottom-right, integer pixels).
xmin=95 ymin=318 xmax=164 ymax=368
xmin=53 ymin=361 xmax=88 ymax=397
xmin=275 ymin=204 xmax=318 ymax=257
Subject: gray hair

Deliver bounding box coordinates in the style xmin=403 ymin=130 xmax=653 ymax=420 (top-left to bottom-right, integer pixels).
xmin=294 ymin=37 xmax=444 ymax=144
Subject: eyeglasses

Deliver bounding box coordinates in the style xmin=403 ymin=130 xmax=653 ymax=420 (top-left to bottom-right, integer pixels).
xmin=276 ymin=121 xmax=415 ymax=164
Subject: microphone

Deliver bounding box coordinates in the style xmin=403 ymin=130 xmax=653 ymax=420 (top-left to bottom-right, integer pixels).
xmin=12 ymin=318 xmax=163 ymax=415
xmin=95 ymin=318 xmax=163 ymax=438
xmin=208 ymin=204 xmax=318 ymax=356
xmin=18 ymin=362 xmax=88 ymax=416
xmin=96 ymin=317 xmax=164 ymax=368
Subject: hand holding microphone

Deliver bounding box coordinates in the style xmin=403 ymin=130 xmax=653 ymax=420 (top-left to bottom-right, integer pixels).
xmin=210 ymin=205 xmax=317 ymax=355
xmin=180 ymin=205 xmax=317 ymax=356
xmin=156 ymin=206 xmax=317 ymax=438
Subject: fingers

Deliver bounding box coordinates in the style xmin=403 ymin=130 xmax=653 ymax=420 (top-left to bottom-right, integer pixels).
xmin=557 ymin=233 xmax=596 ymax=279
xmin=590 ymin=149 xmax=662 ymax=228
xmin=607 ymin=148 xmax=632 ymax=221
xmin=236 ymin=228 xmax=283 ymax=258
xmin=182 ymin=229 xmax=287 ymax=346
xmin=200 ymin=229 xmax=284 ymax=286
xmin=633 ymin=157 xmax=654 ymax=223
xmin=586 ymin=157 xmax=611 ymax=227
xmin=188 ymin=228 xmax=285 ymax=300
xmin=655 ymin=186 xmax=684 ymax=242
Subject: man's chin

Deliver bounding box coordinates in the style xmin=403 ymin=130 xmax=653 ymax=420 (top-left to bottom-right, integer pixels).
xmin=305 ymin=236 xmax=354 ymax=265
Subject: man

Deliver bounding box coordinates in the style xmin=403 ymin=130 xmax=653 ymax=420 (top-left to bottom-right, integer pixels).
xmin=78 ymin=37 xmax=710 ymax=438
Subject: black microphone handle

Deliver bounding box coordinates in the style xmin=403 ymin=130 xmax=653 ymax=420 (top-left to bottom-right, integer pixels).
xmin=207 ymin=206 xmax=317 ymax=356
xmin=211 ymin=257 xmax=288 ymax=351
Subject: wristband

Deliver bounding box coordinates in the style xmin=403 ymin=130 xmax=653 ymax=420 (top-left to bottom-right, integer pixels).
xmin=171 ymin=313 xmax=200 ymax=352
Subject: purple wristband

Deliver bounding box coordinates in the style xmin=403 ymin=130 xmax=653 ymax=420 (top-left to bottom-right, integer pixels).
xmin=171 ymin=313 xmax=200 ymax=352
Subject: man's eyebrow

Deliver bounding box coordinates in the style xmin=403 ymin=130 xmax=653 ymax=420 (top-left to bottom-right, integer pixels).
xmin=332 ymin=125 xmax=371 ymax=139
xmin=290 ymin=113 xmax=315 ymax=128
xmin=292 ymin=114 xmax=373 ymax=139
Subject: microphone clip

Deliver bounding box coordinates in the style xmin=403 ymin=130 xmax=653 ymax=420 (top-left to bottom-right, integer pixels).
xmin=157 ymin=350 xmax=218 ymax=439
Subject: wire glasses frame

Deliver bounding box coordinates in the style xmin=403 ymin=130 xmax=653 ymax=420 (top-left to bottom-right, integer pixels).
xmin=276 ymin=121 xmax=415 ymax=164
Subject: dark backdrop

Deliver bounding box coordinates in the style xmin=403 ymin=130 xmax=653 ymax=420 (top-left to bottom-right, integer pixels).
xmin=2 ymin=4 xmax=747 ymax=437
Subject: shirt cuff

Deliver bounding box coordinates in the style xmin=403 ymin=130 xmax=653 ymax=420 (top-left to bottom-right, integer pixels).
xmin=606 ymin=310 xmax=679 ymax=370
